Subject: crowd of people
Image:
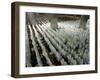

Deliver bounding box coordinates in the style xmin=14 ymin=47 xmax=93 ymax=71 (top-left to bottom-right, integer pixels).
xmin=26 ymin=13 xmax=90 ymax=67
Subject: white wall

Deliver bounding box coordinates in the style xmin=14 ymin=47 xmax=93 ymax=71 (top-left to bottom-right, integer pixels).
xmin=0 ymin=0 xmax=100 ymax=80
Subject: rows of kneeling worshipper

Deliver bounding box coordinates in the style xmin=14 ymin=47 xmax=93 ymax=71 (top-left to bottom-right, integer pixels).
xmin=25 ymin=13 xmax=90 ymax=67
